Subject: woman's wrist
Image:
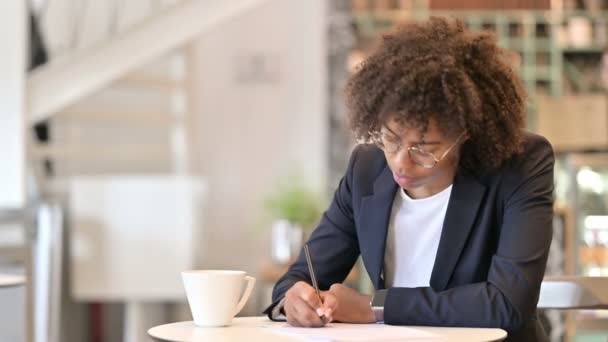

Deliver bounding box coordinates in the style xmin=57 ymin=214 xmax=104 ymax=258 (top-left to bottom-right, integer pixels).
xmin=361 ymin=294 xmax=377 ymax=323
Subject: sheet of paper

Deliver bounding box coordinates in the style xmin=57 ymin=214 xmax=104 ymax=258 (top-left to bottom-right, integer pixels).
xmin=259 ymin=322 xmax=440 ymax=341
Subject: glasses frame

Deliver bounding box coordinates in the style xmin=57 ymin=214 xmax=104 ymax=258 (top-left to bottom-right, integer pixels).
xmin=370 ymin=129 xmax=468 ymax=169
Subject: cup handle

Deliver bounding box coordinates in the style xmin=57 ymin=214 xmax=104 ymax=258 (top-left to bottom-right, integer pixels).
xmin=233 ymin=276 xmax=256 ymax=317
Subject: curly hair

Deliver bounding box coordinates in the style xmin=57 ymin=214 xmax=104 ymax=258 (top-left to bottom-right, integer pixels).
xmin=346 ymin=16 xmax=526 ymax=171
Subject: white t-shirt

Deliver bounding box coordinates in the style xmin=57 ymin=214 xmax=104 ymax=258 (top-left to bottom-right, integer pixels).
xmin=384 ymin=185 xmax=452 ymax=288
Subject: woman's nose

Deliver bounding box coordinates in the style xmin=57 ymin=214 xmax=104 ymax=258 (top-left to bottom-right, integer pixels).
xmin=392 ymin=147 xmax=414 ymax=170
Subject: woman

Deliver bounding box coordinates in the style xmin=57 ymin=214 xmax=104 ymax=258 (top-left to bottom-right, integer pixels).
xmin=264 ymin=17 xmax=553 ymax=342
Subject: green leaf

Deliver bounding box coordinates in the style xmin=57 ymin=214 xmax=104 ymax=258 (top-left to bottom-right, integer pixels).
xmin=263 ymin=176 xmax=325 ymax=231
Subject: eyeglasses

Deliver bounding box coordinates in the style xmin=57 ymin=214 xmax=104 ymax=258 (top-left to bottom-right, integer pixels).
xmin=370 ymin=130 xmax=467 ymax=169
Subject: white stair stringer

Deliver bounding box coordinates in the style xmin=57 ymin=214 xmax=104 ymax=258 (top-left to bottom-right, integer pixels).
xmin=27 ymin=0 xmax=271 ymax=125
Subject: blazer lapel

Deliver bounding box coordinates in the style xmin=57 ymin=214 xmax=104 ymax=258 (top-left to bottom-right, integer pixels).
xmin=358 ymin=166 xmax=398 ymax=290
xmin=430 ymin=167 xmax=486 ymax=291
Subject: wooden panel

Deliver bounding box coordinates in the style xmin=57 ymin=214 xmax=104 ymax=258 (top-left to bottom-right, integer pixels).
xmin=429 ymin=0 xmax=550 ymax=9
xmin=536 ymin=95 xmax=608 ymax=151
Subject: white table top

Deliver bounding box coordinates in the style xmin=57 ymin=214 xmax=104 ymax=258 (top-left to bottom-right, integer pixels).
xmin=148 ymin=316 xmax=507 ymax=342
xmin=0 ymin=274 xmax=25 ymax=288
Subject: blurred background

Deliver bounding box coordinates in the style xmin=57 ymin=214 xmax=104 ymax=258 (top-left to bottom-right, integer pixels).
xmin=2 ymin=0 xmax=608 ymax=341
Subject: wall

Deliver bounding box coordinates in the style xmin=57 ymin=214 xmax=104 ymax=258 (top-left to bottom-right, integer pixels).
xmin=189 ymin=0 xmax=327 ymax=313
xmin=0 ymin=1 xmax=26 ymax=208
xmin=0 ymin=0 xmax=27 ymax=339
xmin=0 ymin=285 xmax=25 ymax=341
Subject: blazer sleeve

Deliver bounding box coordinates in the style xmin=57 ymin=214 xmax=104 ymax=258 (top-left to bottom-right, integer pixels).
xmin=383 ymin=137 xmax=555 ymax=333
xmin=263 ymin=145 xmax=363 ymax=317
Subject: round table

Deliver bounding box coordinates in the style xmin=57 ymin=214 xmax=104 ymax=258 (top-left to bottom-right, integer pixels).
xmin=148 ymin=316 xmax=507 ymax=342
xmin=0 ymin=274 xmax=25 ymax=288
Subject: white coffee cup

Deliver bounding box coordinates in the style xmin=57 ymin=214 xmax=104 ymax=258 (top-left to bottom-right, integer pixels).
xmin=181 ymin=270 xmax=256 ymax=327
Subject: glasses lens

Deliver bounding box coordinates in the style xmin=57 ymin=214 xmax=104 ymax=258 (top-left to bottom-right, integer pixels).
xmin=408 ymin=148 xmax=436 ymax=168
xmin=377 ymin=132 xmax=400 ymax=153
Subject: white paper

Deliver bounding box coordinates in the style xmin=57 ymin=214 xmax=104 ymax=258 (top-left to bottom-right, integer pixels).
xmin=260 ymin=323 xmax=440 ymax=341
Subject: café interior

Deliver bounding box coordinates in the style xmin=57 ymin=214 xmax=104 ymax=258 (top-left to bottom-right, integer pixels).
xmin=2 ymin=0 xmax=608 ymax=341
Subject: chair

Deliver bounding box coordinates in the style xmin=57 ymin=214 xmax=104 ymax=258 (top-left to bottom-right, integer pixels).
xmin=538 ymin=276 xmax=608 ymax=310
xmin=538 ymin=276 xmax=608 ymax=342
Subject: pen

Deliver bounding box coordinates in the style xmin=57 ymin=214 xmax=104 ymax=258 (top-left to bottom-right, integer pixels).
xmin=304 ymin=244 xmax=326 ymax=322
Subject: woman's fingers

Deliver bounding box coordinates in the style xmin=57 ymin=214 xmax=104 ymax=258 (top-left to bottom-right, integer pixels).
xmin=320 ymin=291 xmax=338 ymax=322
xmin=286 ymin=295 xmax=325 ymax=327
xmin=284 ymin=281 xmax=328 ymax=327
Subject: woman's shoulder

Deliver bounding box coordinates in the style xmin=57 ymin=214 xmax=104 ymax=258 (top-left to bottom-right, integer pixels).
xmin=475 ymin=131 xmax=555 ymax=190
xmin=520 ymin=131 xmax=554 ymax=157
xmin=506 ymin=131 xmax=554 ymax=173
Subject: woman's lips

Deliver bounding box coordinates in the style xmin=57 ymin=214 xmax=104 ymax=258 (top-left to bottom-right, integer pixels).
xmin=393 ymin=172 xmax=416 ymax=187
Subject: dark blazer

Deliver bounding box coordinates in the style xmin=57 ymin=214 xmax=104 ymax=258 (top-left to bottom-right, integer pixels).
xmin=265 ymin=132 xmax=554 ymax=342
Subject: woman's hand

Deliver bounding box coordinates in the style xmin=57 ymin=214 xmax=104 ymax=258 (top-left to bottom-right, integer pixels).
xmin=284 ymin=281 xmax=337 ymax=327
xmin=325 ymin=283 xmax=375 ymax=324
